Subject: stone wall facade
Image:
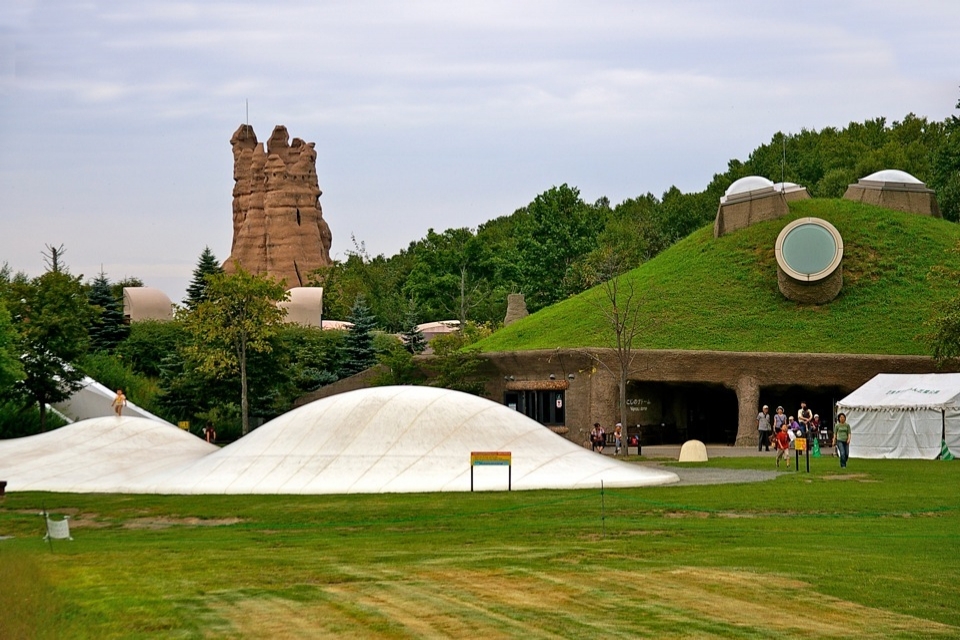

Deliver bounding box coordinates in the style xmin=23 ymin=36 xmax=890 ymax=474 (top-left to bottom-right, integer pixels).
xmin=225 ymin=124 xmax=333 ymax=286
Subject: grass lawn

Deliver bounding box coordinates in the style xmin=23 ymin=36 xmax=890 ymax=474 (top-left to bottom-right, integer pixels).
xmin=1 ymin=457 xmax=958 ymax=639
xmin=475 ymin=199 xmax=960 ymax=355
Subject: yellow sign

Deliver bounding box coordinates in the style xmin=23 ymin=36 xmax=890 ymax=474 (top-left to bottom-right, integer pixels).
xmin=795 ymin=437 xmax=807 ymax=452
xmin=471 ymin=451 xmax=512 ymax=466
xmin=178 ymin=421 xmax=190 ymax=431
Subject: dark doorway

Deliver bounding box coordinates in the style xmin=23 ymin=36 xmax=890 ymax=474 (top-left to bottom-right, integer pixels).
xmin=626 ymin=382 xmax=738 ymax=445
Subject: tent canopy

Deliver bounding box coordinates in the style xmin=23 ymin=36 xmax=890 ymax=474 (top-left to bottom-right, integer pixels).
xmin=836 ymin=373 xmax=960 ymax=459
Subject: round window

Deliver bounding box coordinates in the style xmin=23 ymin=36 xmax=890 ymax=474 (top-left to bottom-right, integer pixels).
xmin=775 ymin=218 xmax=843 ymax=282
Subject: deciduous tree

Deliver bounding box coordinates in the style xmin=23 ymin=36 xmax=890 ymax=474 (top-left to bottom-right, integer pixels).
xmin=181 ymin=265 xmax=288 ymax=435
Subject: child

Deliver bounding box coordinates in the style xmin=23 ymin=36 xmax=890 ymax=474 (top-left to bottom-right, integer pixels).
xmin=111 ymin=389 xmax=127 ymax=417
xmin=774 ymin=424 xmax=791 ymax=468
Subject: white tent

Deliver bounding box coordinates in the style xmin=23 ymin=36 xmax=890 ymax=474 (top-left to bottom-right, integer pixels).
xmin=836 ymin=373 xmax=960 ymax=459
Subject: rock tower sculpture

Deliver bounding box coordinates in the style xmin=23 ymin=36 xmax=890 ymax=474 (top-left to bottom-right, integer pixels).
xmin=225 ymin=124 xmax=333 ymax=286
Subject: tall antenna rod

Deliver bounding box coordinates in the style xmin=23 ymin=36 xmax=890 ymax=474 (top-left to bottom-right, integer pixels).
xmin=246 ymin=99 xmax=249 ymax=125
xmin=781 ymin=133 xmax=786 ymax=188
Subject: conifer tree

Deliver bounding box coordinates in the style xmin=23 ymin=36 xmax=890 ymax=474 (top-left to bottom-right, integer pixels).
xmin=184 ymin=246 xmax=224 ymax=309
xmin=340 ymin=294 xmax=378 ymax=377
xmin=88 ymin=272 xmax=129 ymax=351
xmin=400 ymin=300 xmax=427 ymax=355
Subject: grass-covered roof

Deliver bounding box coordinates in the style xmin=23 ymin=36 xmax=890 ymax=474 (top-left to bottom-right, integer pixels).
xmin=475 ymin=199 xmax=960 ymax=355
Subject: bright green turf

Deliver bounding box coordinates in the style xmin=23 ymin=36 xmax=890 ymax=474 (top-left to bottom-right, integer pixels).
xmin=1 ymin=458 xmax=958 ymax=638
xmin=475 ymin=199 xmax=960 ymax=354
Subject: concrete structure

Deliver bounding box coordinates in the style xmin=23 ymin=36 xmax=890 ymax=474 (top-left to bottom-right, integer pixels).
xmin=772 ymin=182 xmax=811 ymax=202
xmin=842 ymin=169 xmax=941 ymax=217
xmin=476 ymin=348 xmax=955 ymax=449
xmin=122 ymin=287 xmax=173 ymax=322
xmin=279 ymin=287 xmax=324 ymax=327
xmin=714 ymin=176 xmax=790 ymax=237
xmin=504 ymin=294 xmax=529 ymax=325
xmin=225 ymin=124 xmax=334 ymax=286
xmin=678 ymin=440 xmax=708 ymax=462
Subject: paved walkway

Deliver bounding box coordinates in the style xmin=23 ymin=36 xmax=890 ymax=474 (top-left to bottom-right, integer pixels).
xmin=606 ymin=444 xmax=836 ymax=486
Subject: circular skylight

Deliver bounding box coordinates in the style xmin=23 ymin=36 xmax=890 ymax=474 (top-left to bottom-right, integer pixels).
xmin=725 ymin=176 xmax=775 ymax=197
xmin=775 ymin=218 xmax=843 ymax=282
xmin=861 ymin=169 xmax=922 ymax=184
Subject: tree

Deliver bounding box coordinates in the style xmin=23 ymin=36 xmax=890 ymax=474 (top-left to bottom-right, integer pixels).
xmin=400 ymin=300 xmax=427 ymax=355
xmin=578 ymin=256 xmax=653 ymax=454
xmin=515 ymin=185 xmax=606 ymax=311
xmin=87 ymin=271 xmax=129 ymax=351
xmin=184 ymin=246 xmax=225 ymax=309
xmin=0 ymin=300 xmax=24 ymax=393
xmin=339 ymin=294 xmax=378 ymax=377
xmin=181 ymin=265 xmax=288 ymax=435
xmin=428 ymin=322 xmax=492 ymax=396
xmin=8 ymin=266 xmax=95 ymax=431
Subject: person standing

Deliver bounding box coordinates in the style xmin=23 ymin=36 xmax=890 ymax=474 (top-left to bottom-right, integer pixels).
xmin=613 ymin=423 xmax=623 ymax=455
xmin=773 ymin=406 xmax=787 ymax=433
xmin=798 ymin=402 xmax=813 ymax=436
xmin=756 ymin=405 xmax=772 ymax=451
xmin=111 ymin=389 xmax=127 ymax=417
xmin=590 ymin=423 xmax=602 ymax=452
xmin=833 ymin=412 xmax=851 ymax=469
xmin=596 ymin=423 xmax=606 ymax=454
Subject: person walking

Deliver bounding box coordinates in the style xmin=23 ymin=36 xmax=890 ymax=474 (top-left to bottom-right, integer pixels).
xmin=833 ymin=412 xmax=851 ymax=469
xmin=111 ymin=389 xmax=127 ymax=417
xmin=774 ymin=424 xmax=791 ymax=468
xmin=756 ymin=404 xmax=772 ymax=451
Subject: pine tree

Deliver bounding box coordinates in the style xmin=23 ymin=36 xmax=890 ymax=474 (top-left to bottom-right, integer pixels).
xmin=340 ymin=294 xmax=378 ymax=377
xmin=400 ymin=300 xmax=427 ymax=354
xmin=184 ymin=246 xmax=224 ymax=309
xmin=88 ymin=272 xmax=129 ymax=351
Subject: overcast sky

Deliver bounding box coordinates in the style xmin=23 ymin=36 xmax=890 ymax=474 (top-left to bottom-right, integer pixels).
xmin=1 ymin=1 xmax=958 ymax=303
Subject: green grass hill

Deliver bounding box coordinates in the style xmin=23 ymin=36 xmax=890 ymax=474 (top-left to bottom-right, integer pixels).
xmin=475 ymin=198 xmax=960 ymax=355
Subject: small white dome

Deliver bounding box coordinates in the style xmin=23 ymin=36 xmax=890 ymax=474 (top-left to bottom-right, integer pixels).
xmin=861 ymin=169 xmax=923 ymax=184
xmin=725 ymin=176 xmax=775 ymax=197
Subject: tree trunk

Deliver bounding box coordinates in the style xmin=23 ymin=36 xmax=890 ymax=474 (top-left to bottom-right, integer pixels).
xmin=240 ymin=338 xmax=249 ymax=436
xmin=619 ymin=373 xmax=629 ymax=457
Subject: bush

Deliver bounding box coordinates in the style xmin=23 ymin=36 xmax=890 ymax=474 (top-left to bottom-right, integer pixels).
xmin=0 ymin=399 xmax=67 ymax=438
xmin=114 ymin=320 xmax=186 ymax=378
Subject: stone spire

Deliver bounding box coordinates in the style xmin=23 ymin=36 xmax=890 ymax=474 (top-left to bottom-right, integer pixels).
xmin=225 ymin=124 xmax=333 ymax=286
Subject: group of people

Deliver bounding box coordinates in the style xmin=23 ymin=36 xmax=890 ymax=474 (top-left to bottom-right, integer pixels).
xmin=757 ymin=402 xmax=851 ymax=468
xmin=589 ymin=422 xmax=624 ymax=455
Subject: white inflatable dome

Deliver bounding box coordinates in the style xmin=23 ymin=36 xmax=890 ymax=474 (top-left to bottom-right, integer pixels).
xmin=0 ymin=417 xmax=217 ymax=493
xmin=142 ymin=386 xmax=678 ymax=494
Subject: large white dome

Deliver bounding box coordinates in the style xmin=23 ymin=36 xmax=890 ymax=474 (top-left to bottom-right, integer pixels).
xmin=142 ymin=386 xmax=678 ymax=494
xmin=0 ymin=417 xmax=217 ymax=493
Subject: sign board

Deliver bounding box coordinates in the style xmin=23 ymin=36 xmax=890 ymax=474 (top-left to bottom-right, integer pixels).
xmin=795 ymin=437 xmax=807 ymax=452
xmin=178 ymin=421 xmax=190 ymax=431
xmin=470 ymin=451 xmax=512 ymax=491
